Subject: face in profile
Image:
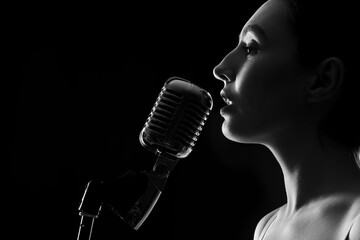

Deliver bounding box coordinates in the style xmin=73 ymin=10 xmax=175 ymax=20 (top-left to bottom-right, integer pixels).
xmin=213 ymin=0 xmax=312 ymax=145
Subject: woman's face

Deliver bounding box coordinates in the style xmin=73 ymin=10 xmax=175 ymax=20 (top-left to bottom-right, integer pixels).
xmin=213 ymin=0 xmax=312 ymax=144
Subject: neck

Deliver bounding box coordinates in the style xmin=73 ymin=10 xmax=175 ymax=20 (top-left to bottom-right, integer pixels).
xmin=264 ymin=127 xmax=360 ymax=215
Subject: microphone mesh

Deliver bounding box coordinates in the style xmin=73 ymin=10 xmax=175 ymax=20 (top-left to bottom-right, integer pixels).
xmin=140 ymin=77 xmax=213 ymax=158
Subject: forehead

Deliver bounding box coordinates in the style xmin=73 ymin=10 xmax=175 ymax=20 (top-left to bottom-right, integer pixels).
xmin=241 ymin=0 xmax=293 ymax=40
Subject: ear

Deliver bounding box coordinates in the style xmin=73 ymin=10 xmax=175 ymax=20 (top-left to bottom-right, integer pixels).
xmin=307 ymin=57 xmax=345 ymax=103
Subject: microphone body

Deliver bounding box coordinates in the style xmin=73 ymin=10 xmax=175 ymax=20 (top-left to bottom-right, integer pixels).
xmin=120 ymin=77 xmax=213 ymax=230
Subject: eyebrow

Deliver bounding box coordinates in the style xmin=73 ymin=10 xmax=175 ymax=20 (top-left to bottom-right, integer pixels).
xmin=242 ymin=24 xmax=268 ymax=41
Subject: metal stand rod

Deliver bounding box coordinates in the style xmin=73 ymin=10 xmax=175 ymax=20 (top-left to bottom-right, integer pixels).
xmin=77 ymin=215 xmax=96 ymax=240
xmin=77 ymin=180 xmax=103 ymax=240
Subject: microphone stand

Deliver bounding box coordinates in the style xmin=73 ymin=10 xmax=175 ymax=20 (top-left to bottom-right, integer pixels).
xmin=77 ymin=180 xmax=103 ymax=240
xmin=76 ymin=153 xmax=179 ymax=240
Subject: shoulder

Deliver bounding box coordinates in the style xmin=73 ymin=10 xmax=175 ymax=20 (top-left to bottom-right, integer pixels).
xmin=349 ymin=197 xmax=360 ymax=240
xmin=253 ymin=206 xmax=282 ymax=240
xmin=349 ymin=212 xmax=360 ymax=240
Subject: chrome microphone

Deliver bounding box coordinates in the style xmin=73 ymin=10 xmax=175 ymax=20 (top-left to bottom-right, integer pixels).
xmin=121 ymin=77 xmax=213 ymax=230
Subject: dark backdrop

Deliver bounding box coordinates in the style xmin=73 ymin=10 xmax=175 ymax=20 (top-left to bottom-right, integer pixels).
xmin=7 ymin=1 xmax=286 ymax=239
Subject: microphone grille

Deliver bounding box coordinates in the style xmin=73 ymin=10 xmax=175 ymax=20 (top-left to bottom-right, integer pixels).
xmin=139 ymin=77 xmax=213 ymax=158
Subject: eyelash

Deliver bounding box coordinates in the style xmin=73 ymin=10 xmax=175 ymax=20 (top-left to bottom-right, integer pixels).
xmin=240 ymin=41 xmax=260 ymax=57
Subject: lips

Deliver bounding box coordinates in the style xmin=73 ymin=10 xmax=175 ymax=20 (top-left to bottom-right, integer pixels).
xmin=219 ymin=90 xmax=234 ymax=116
xmin=220 ymin=90 xmax=233 ymax=106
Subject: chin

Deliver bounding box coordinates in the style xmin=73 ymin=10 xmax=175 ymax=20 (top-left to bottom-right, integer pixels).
xmin=221 ymin=119 xmax=262 ymax=144
xmin=222 ymin=121 xmax=247 ymax=143
xmin=221 ymin=123 xmax=235 ymax=141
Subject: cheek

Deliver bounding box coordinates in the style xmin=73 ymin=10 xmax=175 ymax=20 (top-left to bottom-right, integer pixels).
xmin=224 ymin=54 xmax=306 ymax=141
xmin=238 ymin=54 xmax=304 ymax=114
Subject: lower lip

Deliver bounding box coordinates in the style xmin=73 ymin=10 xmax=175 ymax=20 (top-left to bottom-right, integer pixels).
xmin=220 ymin=104 xmax=233 ymax=115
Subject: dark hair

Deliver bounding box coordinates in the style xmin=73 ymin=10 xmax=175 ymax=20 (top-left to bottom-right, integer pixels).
xmin=284 ymin=0 xmax=360 ymax=153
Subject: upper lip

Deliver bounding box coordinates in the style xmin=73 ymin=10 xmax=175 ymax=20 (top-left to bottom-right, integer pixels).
xmin=220 ymin=90 xmax=232 ymax=105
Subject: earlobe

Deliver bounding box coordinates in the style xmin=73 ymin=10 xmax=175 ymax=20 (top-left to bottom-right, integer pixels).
xmin=307 ymin=57 xmax=345 ymax=103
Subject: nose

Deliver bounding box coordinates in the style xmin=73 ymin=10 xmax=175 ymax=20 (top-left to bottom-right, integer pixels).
xmin=213 ymin=64 xmax=230 ymax=84
xmin=213 ymin=51 xmax=236 ymax=84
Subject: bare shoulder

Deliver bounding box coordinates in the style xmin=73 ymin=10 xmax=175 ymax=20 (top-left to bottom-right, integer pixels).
xmin=253 ymin=206 xmax=283 ymax=240
xmin=349 ymin=212 xmax=360 ymax=240
xmin=349 ymin=197 xmax=360 ymax=240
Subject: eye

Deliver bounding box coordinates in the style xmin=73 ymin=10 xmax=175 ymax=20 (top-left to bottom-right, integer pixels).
xmin=240 ymin=40 xmax=260 ymax=57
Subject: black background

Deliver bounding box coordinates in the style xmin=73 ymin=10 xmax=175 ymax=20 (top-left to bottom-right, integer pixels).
xmin=7 ymin=1 xmax=286 ymax=239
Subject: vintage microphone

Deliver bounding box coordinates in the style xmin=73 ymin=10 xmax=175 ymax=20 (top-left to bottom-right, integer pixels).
xmin=77 ymin=77 xmax=213 ymax=239
xmin=130 ymin=76 xmax=213 ymax=229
